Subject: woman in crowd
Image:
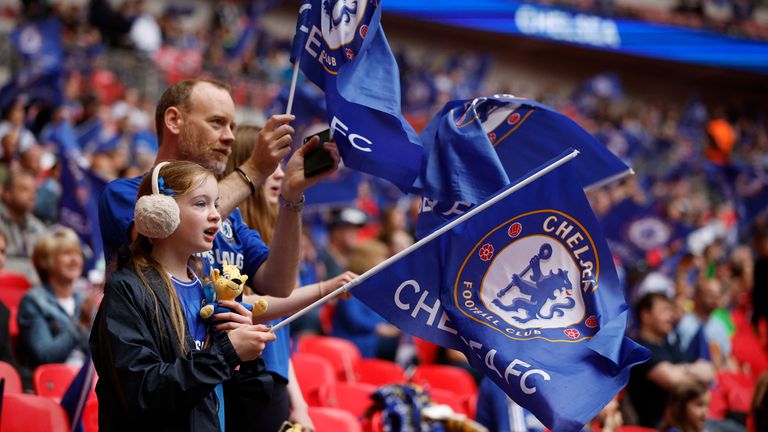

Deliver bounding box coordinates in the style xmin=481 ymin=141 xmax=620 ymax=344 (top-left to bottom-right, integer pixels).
xmin=17 ymin=227 xmax=97 ymax=370
xmin=660 ymin=381 xmax=711 ymax=432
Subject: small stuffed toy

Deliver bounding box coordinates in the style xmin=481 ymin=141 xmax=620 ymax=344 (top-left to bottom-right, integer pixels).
xmin=200 ymin=261 xmax=268 ymax=321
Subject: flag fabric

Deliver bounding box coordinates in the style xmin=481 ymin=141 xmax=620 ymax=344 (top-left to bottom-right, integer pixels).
xmin=350 ymin=157 xmax=649 ymax=431
xmin=60 ymin=357 xmax=96 ymax=432
xmin=305 ymin=168 xmax=362 ymax=207
xmin=290 ymin=0 xmax=423 ymax=193
xmin=599 ymin=198 xmax=691 ymax=265
xmin=412 ymin=95 xmax=631 ymax=238
xmin=54 ymin=120 xmax=108 ymax=272
xmin=413 ymin=95 xmax=631 ymax=204
xmin=0 ymin=17 xmax=64 ymax=111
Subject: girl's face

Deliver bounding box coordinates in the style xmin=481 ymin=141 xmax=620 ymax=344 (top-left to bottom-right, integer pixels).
xmin=263 ymin=165 xmax=284 ymax=206
xmin=167 ymin=175 xmax=221 ymax=254
xmin=51 ymin=246 xmax=83 ymax=283
xmin=686 ymin=391 xmax=710 ymax=431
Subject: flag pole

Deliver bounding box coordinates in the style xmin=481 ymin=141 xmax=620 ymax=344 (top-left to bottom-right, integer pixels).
xmin=269 ymin=149 xmax=580 ymax=333
xmin=285 ymin=61 xmax=300 ymax=116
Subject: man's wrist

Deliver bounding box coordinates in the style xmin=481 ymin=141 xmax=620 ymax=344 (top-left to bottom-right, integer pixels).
xmin=239 ymin=162 xmax=267 ymax=185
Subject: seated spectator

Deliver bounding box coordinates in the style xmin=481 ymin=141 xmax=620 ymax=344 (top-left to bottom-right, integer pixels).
xmin=331 ymin=240 xmax=400 ymax=359
xmin=16 ymin=228 xmax=97 ymax=371
xmin=660 ymin=381 xmax=710 ymax=432
xmin=319 ymin=207 xmax=367 ymax=278
xmin=628 ymin=292 xmax=715 ymax=428
xmin=0 ymin=168 xmax=47 ymax=285
xmin=0 ymin=97 xmax=38 ymax=167
xmin=0 ymin=231 xmax=22 ymax=370
xmin=675 ymin=278 xmax=732 ymax=368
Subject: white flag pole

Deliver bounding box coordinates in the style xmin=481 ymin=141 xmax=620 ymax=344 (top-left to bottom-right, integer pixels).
xmin=270 ymin=149 xmax=580 ymax=333
xmin=285 ymin=62 xmax=300 ymax=116
xmin=286 ymin=2 xmax=312 ymax=116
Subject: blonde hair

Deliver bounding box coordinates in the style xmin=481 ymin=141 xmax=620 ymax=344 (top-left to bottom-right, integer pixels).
xmin=224 ymin=125 xmax=278 ymax=245
xmin=130 ymin=161 xmax=213 ymax=354
xmin=32 ymin=227 xmax=82 ymax=284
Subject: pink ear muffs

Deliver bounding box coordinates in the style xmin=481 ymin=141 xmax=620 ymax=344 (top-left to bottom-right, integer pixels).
xmin=134 ymin=162 xmax=180 ymax=239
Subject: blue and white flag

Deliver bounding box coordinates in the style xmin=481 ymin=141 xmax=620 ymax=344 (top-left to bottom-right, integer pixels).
xmin=60 ymin=356 xmax=96 ymax=432
xmin=290 ymin=0 xmax=423 ymax=193
xmin=412 ymin=95 xmax=632 ymax=237
xmin=0 ymin=17 xmax=64 ymax=110
xmin=599 ymin=198 xmax=691 ymax=265
xmin=351 ymin=156 xmax=649 ymax=431
xmin=55 ymin=120 xmax=108 ymax=273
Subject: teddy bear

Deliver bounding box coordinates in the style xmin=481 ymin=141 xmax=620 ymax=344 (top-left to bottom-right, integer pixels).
xmin=200 ymin=261 xmax=268 ymax=321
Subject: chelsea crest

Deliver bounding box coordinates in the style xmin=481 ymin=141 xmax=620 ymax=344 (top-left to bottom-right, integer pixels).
xmin=454 ymin=210 xmax=601 ymax=342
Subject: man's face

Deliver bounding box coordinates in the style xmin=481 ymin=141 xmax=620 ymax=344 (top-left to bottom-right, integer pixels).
xmin=3 ymin=174 xmax=36 ymax=215
xmin=644 ymin=296 xmax=675 ymax=337
xmin=697 ymin=279 xmax=723 ymax=315
xmin=176 ymin=83 xmax=237 ymax=175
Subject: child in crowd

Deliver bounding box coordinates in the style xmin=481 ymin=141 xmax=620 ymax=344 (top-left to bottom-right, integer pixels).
xmin=90 ymin=161 xmax=275 ymax=431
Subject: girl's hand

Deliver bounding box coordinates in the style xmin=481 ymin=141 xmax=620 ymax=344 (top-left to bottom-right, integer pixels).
xmin=227 ymin=324 xmax=275 ymax=362
xmin=213 ymin=300 xmax=253 ymax=333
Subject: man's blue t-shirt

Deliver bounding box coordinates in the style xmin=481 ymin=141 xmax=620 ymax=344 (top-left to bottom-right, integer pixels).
xmin=99 ymin=176 xmax=269 ymax=279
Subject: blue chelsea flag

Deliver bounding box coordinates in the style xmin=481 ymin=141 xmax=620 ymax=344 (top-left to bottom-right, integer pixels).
xmin=412 ymin=95 xmax=632 ymax=237
xmin=351 ymin=155 xmax=649 ymax=431
xmin=290 ymin=0 xmax=423 ymax=193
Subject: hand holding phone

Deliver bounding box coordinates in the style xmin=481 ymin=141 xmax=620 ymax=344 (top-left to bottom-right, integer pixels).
xmin=303 ymin=128 xmax=335 ymax=178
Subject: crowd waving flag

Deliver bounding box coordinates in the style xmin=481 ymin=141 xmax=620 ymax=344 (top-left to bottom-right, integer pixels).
xmin=348 ymin=152 xmax=649 ymax=431
xmin=412 ymin=95 xmax=632 ymax=237
xmin=289 ymin=0 xmax=423 ymax=193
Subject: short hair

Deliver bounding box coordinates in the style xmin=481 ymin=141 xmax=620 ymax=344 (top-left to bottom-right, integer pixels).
xmin=2 ymin=167 xmax=36 ymax=191
xmin=153 ymin=79 xmax=230 ymax=143
xmin=32 ymin=227 xmax=83 ymax=284
xmin=634 ymin=292 xmax=671 ymax=321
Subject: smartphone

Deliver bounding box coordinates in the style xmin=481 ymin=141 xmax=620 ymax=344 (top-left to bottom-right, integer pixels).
xmin=303 ymin=128 xmax=335 ymax=177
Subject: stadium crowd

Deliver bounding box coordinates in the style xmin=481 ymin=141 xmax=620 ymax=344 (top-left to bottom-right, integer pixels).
xmin=0 ymin=0 xmax=767 ymax=431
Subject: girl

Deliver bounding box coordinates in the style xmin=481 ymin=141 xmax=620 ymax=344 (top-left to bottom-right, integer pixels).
xmin=90 ymin=161 xmax=275 ymax=432
xmin=660 ymin=381 xmax=711 ymax=432
xmin=226 ymin=126 xmax=356 ymax=431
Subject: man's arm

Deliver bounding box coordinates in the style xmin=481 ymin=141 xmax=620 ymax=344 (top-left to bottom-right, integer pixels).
xmin=250 ymin=138 xmax=341 ymax=298
xmin=217 ymin=114 xmax=295 ymax=219
xmin=647 ymin=359 xmax=715 ymax=391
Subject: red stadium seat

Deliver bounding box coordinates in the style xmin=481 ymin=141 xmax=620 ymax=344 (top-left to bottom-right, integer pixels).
xmin=0 ymin=360 xmax=22 ymax=394
xmin=0 ymin=271 xmax=31 ymax=310
xmin=8 ymin=305 xmax=18 ymax=339
xmin=308 ymin=406 xmax=362 ymax=432
xmin=297 ymin=335 xmax=361 ymax=382
xmin=0 ymin=393 xmax=69 ymax=432
xmin=293 ymin=352 xmax=337 ymax=407
xmin=83 ymin=397 xmax=99 ymax=432
xmin=411 ymin=364 xmax=478 ymax=417
xmin=354 ymin=358 xmax=406 ymax=386
xmin=334 ymin=382 xmax=377 ymax=418
xmin=33 ymin=363 xmax=79 ymax=401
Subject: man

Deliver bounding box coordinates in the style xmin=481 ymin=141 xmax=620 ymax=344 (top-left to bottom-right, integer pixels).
xmin=628 ymin=292 xmax=715 ymax=428
xmin=99 ymin=78 xmax=340 ymax=299
xmin=318 ymin=207 xmax=367 ymax=278
xmin=675 ymin=278 xmax=732 ymax=368
xmin=0 ymin=168 xmax=47 ymax=285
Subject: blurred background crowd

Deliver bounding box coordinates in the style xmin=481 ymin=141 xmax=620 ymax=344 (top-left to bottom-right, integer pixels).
xmin=0 ymin=0 xmax=767 ymax=431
